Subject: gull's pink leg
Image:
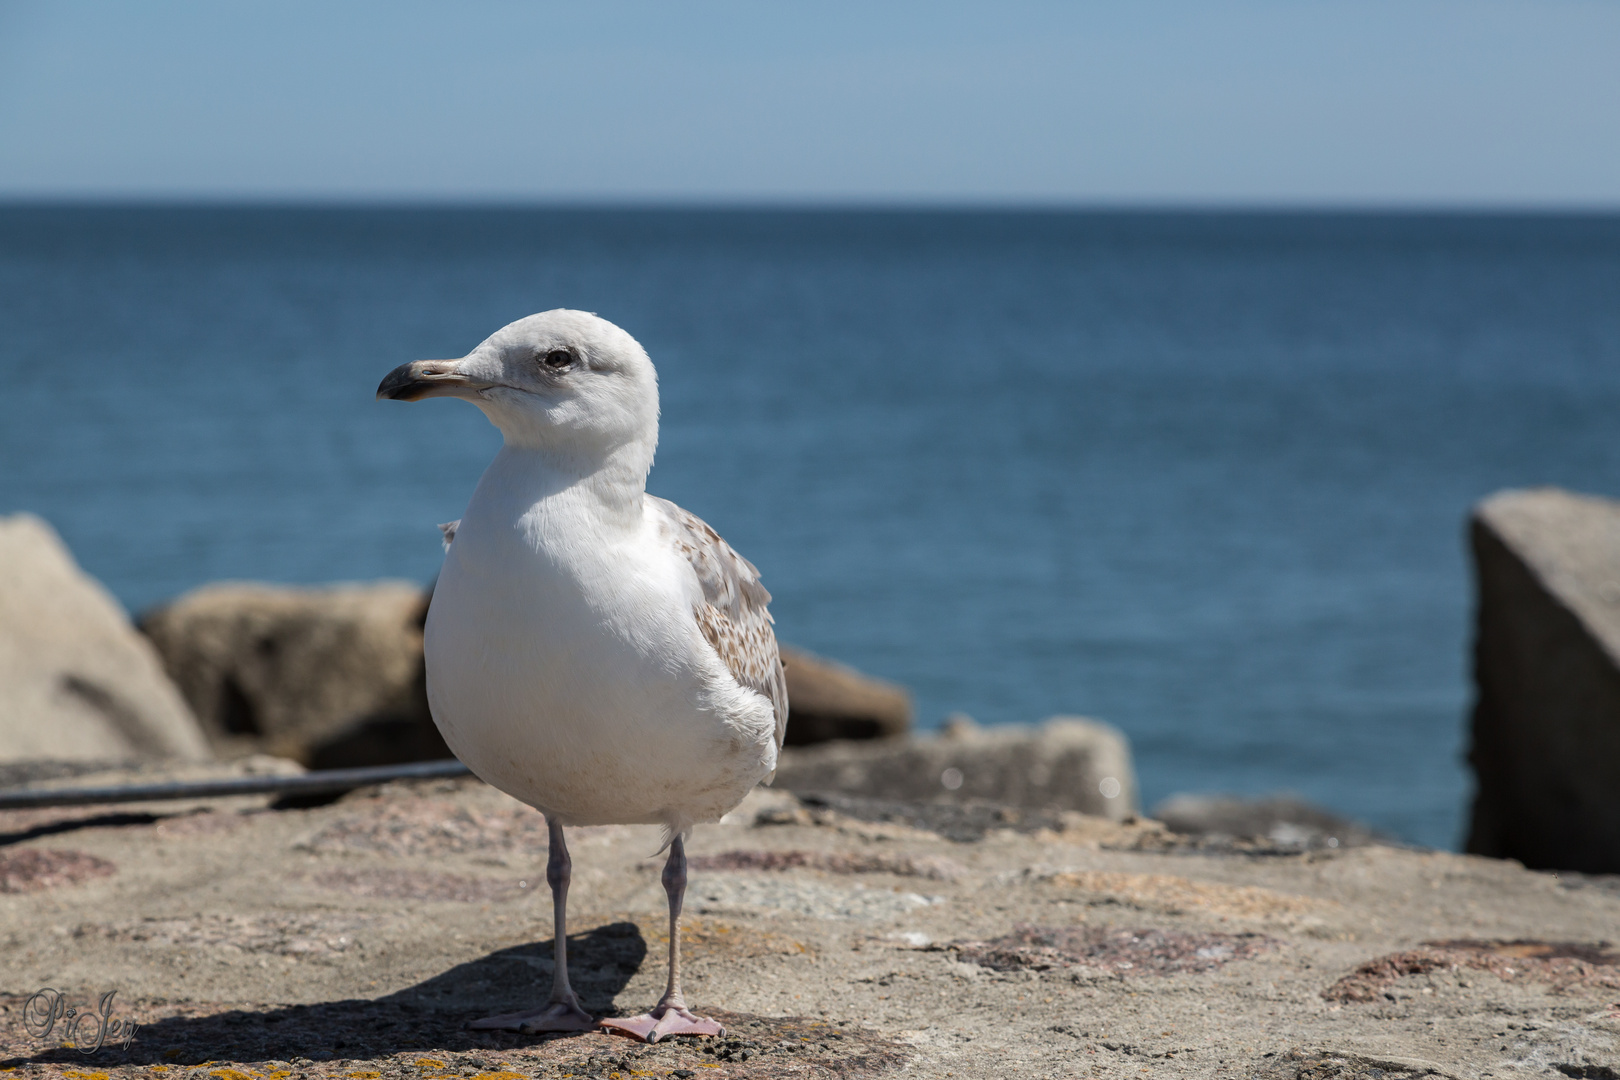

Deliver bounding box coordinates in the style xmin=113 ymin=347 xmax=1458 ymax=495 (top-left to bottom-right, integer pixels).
xmin=469 ymin=817 xmax=596 ymax=1033
xmin=600 ymin=835 xmax=724 ymax=1043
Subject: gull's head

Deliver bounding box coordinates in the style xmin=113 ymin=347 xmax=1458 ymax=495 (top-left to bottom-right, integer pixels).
xmin=377 ymin=309 xmax=659 ymax=462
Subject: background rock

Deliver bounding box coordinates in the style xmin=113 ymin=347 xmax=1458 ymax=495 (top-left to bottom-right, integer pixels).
xmin=1152 ymin=792 xmax=1387 ymax=850
xmin=1465 ymin=487 xmax=1620 ymax=873
xmin=139 ymin=582 xmax=448 ymax=768
xmin=771 ymin=715 xmax=1137 ymax=819
xmin=0 ymin=513 xmax=210 ymax=763
xmin=140 ymin=584 xmax=909 ymax=766
xmin=779 ymin=646 xmax=911 ymax=744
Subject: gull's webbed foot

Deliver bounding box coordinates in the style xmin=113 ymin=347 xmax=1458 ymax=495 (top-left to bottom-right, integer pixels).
xmin=599 ymin=1003 xmax=724 ymax=1043
xmin=468 ymin=999 xmax=597 ymax=1034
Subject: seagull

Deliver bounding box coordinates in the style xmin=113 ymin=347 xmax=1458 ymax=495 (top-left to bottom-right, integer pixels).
xmin=378 ymin=310 xmax=787 ymax=1043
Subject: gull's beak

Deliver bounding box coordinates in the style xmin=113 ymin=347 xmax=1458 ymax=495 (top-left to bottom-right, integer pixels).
xmin=376 ymin=359 xmax=492 ymax=402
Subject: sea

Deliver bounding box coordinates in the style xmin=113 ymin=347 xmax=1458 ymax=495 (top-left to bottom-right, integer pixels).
xmin=4 ymin=206 xmax=1619 ymax=850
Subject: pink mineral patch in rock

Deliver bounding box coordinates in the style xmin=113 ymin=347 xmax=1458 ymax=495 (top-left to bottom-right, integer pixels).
xmin=1323 ymin=939 xmax=1620 ymax=1002
xmin=951 ymin=925 xmax=1274 ymax=974
xmin=689 ymin=848 xmax=967 ymax=880
xmin=0 ymin=847 xmax=116 ymax=892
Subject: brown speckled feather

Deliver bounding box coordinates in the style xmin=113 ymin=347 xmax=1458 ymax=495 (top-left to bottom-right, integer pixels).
xmin=647 ymin=496 xmax=788 ymax=753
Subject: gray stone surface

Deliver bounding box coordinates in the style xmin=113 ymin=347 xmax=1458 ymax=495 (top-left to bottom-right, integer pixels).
xmin=0 ymin=514 xmax=210 ymax=764
xmin=3 ymin=764 xmax=1620 ymax=1079
xmin=139 ymin=581 xmax=449 ymax=768
xmin=1466 ymin=487 xmax=1620 ymax=873
xmin=1153 ymin=792 xmax=1388 ymax=851
xmin=779 ymin=645 xmax=912 ymax=744
xmin=772 ymin=715 xmax=1139 ymax=819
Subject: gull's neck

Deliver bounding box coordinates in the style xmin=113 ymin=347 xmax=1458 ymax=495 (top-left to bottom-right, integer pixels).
xmin=485 ymin=437 xmax=653 ymax=531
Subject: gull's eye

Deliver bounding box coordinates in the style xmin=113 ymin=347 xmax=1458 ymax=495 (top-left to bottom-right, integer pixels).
xmin=541 ymin=347 xmax=575 ymax=370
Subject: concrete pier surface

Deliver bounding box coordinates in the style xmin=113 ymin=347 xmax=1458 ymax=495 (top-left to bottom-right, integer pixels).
xmin=3 ymin=770 xmax=1619 ymax=1079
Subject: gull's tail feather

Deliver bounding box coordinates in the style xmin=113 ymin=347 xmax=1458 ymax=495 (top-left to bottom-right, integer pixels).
xmin=655 ymin=816 xmax=694 ymax=857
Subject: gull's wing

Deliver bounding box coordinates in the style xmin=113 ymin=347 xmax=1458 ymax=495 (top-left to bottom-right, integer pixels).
xmin=647 ymin=495 xmax=788 ymax=753
xmin=438 ymin=520 xmax=459 ymax=551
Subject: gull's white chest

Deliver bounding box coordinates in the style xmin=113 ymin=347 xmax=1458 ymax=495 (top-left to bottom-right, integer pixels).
xmin=421 ymin=456 xmax=774 ymax=828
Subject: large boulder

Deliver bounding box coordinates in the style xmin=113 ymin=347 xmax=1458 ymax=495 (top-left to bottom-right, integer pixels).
xmin=780 ymin=646 xmax=911 ymax=744
xmin=1465 ymin=487 xmax=1620 ymax=872
xmin=1152 ymin=792 xmax=1387 ymax=850
xmin=139 ymin=582 xmax=915 ymax=767
xmin=0 ymin=514 xmax=210 ymax=763
xmin=771 ymin=715 xmax=1138 ymax=819
xmin=139 ymin=582 xmax=448 ymax=768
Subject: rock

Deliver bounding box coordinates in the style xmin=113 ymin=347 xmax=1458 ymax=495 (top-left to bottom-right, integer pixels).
xmin=779 ymin=646 xmax=911 ymax=744
xmin=0 ymin=514 xmax=210 ymax=763
xmin=1465 ymin=487 xmax=1620 ymax=872
xmin=139 ymin=582 xmax=449 ymax=768
xmin=13 ymin=758 xmax=1618 ymax=1079
xmin=1152 ymin=792 xmax=1387 ymax=850
xmin=771 ymin=715 xmax=1138 ymax=819
xmin=138 ymin=583 xmax=913 ymax=766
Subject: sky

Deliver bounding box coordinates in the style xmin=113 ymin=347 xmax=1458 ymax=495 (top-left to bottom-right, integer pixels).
xmin=1 ymin=1 xmax=1618 ymax=206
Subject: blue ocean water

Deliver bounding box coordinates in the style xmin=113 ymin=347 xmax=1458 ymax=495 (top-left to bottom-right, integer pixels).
xmin=4 ymin=207 xmax=1620 ymax=849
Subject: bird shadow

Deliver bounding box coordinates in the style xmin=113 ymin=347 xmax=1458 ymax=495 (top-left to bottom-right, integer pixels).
xmin=2 ymin=922 xmax=648 ymax=1068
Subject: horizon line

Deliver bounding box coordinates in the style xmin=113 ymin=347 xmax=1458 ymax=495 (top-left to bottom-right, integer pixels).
xmin=2 ymin=194 xmax=1620 ymax=217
